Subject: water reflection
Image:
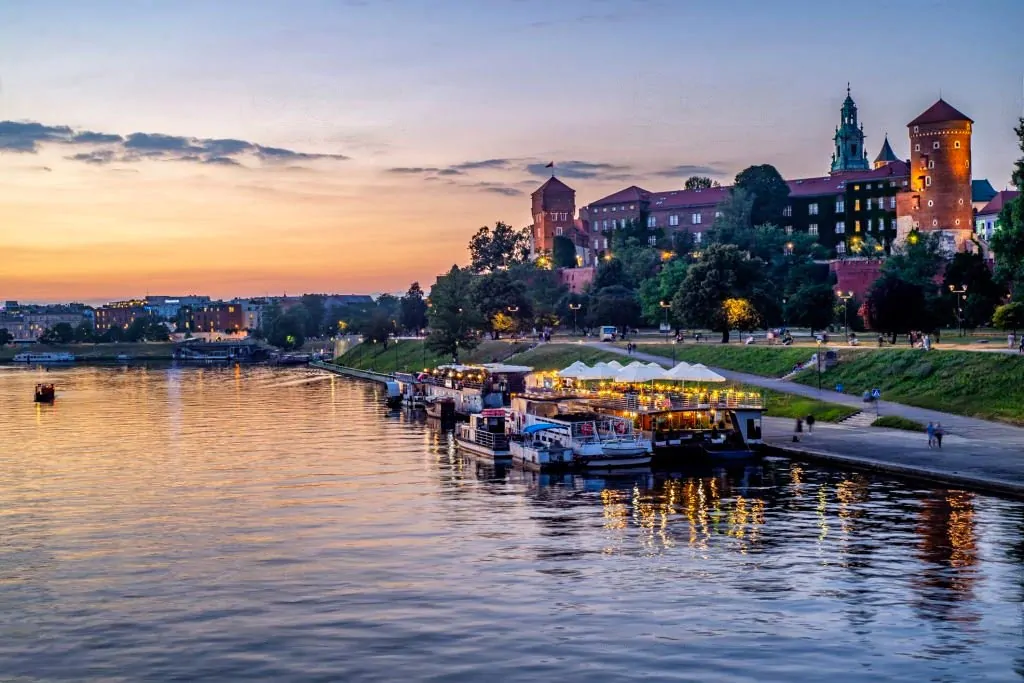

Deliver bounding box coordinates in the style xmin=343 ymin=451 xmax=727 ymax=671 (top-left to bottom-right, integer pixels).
xmin=1 ymin=366 xmax=1023 ymax=682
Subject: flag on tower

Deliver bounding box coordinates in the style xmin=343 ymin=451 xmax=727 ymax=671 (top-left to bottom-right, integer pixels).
xmin=545 ymin=161 xmax=554 ymax=168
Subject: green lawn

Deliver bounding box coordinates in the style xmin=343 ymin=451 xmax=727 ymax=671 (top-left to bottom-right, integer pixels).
xmin=792 ymin=348 xmax=1024 ymax=425
xmin=760 ymin=388 xmax=858 ymax=423
xmin=504 ymin=343 xmax=624 ymax=370
xmin=872 ymin=415 xmax=926 ymax=432
xmin=334 ymin=339 xmax=530 ymax=373
xmin=0 ymin=342 xmax=175 ymax=361
xmin=636 ymin=343 xmax=817 ymax=378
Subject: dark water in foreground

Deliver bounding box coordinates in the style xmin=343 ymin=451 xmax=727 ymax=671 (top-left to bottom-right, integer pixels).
xmin=1 ymin=366 xmax=1023 ymax=682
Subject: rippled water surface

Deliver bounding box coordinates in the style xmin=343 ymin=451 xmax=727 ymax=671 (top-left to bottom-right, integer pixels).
xmin=2 ymin=365 xmax=1024 ymax=681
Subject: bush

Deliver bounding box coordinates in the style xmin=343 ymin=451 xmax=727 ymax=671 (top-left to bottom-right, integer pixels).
xmin=871 ymin=415 xmax=925 ymax=432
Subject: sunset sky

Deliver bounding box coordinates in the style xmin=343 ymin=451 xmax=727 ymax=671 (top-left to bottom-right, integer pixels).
xmin=2 ymin=0 xmax=1023 ymax=303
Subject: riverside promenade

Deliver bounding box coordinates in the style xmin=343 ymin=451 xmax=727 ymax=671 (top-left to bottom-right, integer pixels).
xmin=589 ymin=341 xmax=1024 ymax=495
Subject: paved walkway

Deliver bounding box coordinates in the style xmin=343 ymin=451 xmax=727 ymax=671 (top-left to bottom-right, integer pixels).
xmin=588 ymin=342 xmax=1024 ymax=494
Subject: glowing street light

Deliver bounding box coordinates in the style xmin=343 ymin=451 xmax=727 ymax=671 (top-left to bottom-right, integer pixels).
xmin=569 ymin=302 xmax=582 ymax=337
xmin=949 ymin=284 xmax=967 ymax=336
xmin=837 ymin=290 xmax=854 ymax=338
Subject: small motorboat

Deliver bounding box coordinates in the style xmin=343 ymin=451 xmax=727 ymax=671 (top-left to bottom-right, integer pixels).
xmin=34 ymin=383 xmax=56 ymax=403
xmin=384 ymin=381 xmax=403 ymax=409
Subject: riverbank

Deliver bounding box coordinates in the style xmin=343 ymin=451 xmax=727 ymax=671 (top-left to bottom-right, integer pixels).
xmin=333 ymin=339 xmax=530 ymax=374
xmin=0 ymin=342 xmax=175 ymax=362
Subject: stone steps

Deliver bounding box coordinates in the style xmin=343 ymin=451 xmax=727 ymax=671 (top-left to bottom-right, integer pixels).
xmin=839 ymin=411 xmax=876 ymax=428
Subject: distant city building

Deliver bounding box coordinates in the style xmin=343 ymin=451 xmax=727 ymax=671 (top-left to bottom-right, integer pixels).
xmin=971 ymin=179 xmax=998 ymax=213
xmin=975 ymin=190 xmax=1020 ymax=242
xmin=94 ymin=300 xmax=147 ymax=333
xmin=193 ymin=302 xmax=247 ymax=335
xmin=144 ymin=295 xmax=211 ymax=321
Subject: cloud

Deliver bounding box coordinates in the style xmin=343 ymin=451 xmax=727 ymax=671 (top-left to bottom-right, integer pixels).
xmin=480 ymin=186 xmax=523 ymax=197
xmin=436 ymin=168 xmax=465 ymax=176
xmin=652 ymin=164 xmax=725 ymax=178
xmin=0 ymin=120 xmax=349 ymax=168
xmin=525 ymin=160 xmax=630 ymax=179
xmin=386 ymin=166 xmax=440 ymax=174
xmin=452 ymin=158 xmax=513 ymax=171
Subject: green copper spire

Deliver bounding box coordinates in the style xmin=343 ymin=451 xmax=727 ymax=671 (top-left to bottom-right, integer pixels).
xmin=831 ymin=84 xmax=870 ymax=173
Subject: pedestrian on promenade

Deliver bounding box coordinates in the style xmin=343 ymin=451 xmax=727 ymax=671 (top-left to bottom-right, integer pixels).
xmin=926 ymin=422 xmax=935 ymax=448
xmin=805 ymin=414 xmax=815 ymax=434
xmin=934 ymin=423 xmax=944 ymax=449
xmin=1018 ymin=337 xmax=1023 ymax=354
xmin=793 ymin=417 xmax=803 ymax=442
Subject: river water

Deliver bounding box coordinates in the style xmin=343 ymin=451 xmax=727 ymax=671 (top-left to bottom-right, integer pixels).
xmin=1 ymin=365 xmax=1023 ymax=681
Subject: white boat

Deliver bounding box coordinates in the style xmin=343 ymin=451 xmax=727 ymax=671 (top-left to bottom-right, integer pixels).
xmin=510 ymin=424 xmax=574 ymax=471
xmin=12 ymin=352 xmax=76 ymax=364
xmin=455 ymin=409 xmax=511 ymax=463
xmin=513 ymin=402 xmax=651 ymax=469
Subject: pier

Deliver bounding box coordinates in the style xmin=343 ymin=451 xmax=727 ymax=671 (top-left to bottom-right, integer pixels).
xmin=310 ymin=360 xmax=393 ymax=384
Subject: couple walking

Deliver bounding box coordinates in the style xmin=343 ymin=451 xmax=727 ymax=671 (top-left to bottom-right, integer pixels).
xmin=926 ymin=421 xmax=944 ymax=448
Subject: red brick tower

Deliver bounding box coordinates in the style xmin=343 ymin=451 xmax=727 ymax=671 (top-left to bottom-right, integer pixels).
xmin=530 ymin=176 xmax=575 ymax=254
xmin=897 ymin=99 xmax=974 ymax=252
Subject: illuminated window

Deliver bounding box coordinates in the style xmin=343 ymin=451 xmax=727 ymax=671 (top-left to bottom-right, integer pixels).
xmin=933 ymin=141 xmax=940 ymax=149
xmin=555 ymin=226 xmax=563 ymax=236
xmin=836 ymin=242 xmax=846 ymax=255
xmin=808 ymin=224 xmax=819 ymax=236
xmin=866 ymin=198 xmax=873 ymax=210
xmin=890 ymin=196 xmax=896 ymax=209
xmin=928 ymin=160 xmax=935 ymax=169
xmin=647 ymin=215 xmax=657 ymax=228
xmin=854 ymin=199 xmax=861 ymax=211
xmin=691 ymin=213 xmax=702 ymax=225
xmin=925 ymin=176 xmax=932 ymax=187
xmin=715 ymin=211 xmax=723 ymax=218
xmin=836 ymin=221 xmax=846 ymax=234
xmin=808 ymin=203 xmax=819 ymax=215
xmin=954 ymin=141 xmax=961 ymax=149
xmin=694 ymin=232 xmax=702 ymax=244
xmin=890 ymin=219 xmax=897 ymax=230
xmin=648 ymin=235 xmax=657 ymax=246
xmin=867 ymin=219 xmax=873 ymax=231
xmin=836 ymin=199 xmax=845 ymax=212
xmin=611 ymin=206 xmax=616 ymax=212
xmin=855 ymin=221 xmax=861 ymax=232
xmin=785 ymin=226 xmax=793 ymax=235
xmin=669 ymin=214 xmax=679 ymax=226
xmin=783 ymin=206 xmax=792 ymax=217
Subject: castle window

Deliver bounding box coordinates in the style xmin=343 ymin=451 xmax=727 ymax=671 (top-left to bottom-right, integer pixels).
xmin=866 ymin=198 xmax=873 ymax=210
xmin=914 ymin=125 xmax=919 ymax=133
xmin=785 ymin=226 xmax=793 ymax=235
xmin=691 ymin=213 xmax=702 ymax=225
xmin=867 ymin=219 xmax=873 ymax=231
xmin=808 ymin=224 xmax=819 ymax=236
xmin=914 ymin=144 xmax=921 ymax=152
xmin=669 ymin=214 xmax=679 ymax=226
xmin=854 ymin=185 xmax=860 ymax=191
xmin=836 ymin=199 xmax=845 ymax=212
xmin=955 ymin=219 xmax=961 ymax=226
xmin=592 ymin=222 xmax=599 ymax=233
xmin=647 ymin=215 xmax=657 ymax=228
xmin=866 ymin=184 xmax=872 ymax=189
xmin=694 ymin=232 xmax=703 ymax=244
xmin=933 ymin=219 xmax=938 ymax=227
xmin=612 ymin=206 xmax=616 ymax=212
xmin=966 ymin=159 xmax=970 ymax=169
xmin=914 ymin=221 xmax=920 ymax=228
xmin=603 ymin=220 xmax=609 ymax=230
xmin=602 ymin=207 xmax=607 ymax=212
xmin=890 ymin=197 xmax=897 ymax=209
xmin=715 ymin=211 xmax=723 ymax=218
xmin=891 ymin=219 xmax=897 ymax=230
xmin=629 ymin=205 xmax=635 ymax=210
xmin=855 ymin=220 xmax=861 ymax=233
xmin=925 ymin=176 xmax=932 ymax=187
xmin=648 ymin=235 xmax=657 ymax=246
xmin=555 ymin=226 xmax=563 ymax=236
xmin=933 ymin=141 xmax=940 ymax=149
xmin=928 ymin=160 xmax=935 ymax=169
xmin=928 ymin=200 xmax=934 ymax=207
xmin=594 ymin=239 xmax=600 ymax=250
xmin=958 ymin=198 xmax=964 ymax=206
xmin=836 ymin=242 xmax=846 ymax=255
xmin=783 ymin=205 xmax=792 ymax=217
xmin=854 ymin=199 xmax=861 ymax=211
xmin=954 ymin=141 xmax=961 ymax=149
xmin=808 ymin=203 xmax=819 ymax=215
xmin=836 ymin=221 xmax=846 ymax=234
xmin=603 ymin=238 xmax=608 ymax=249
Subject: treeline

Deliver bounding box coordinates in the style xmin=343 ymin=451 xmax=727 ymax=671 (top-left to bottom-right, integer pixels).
xmin=0 ymin=317 xmax=172 ymax=346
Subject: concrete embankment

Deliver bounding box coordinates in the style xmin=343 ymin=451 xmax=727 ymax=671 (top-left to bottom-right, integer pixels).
xmin=309 ymin=360 xmax=392 ymax=384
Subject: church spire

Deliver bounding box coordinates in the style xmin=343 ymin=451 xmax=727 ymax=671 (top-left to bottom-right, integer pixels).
xmin=831 ymin=85 xmax=870 ymax=173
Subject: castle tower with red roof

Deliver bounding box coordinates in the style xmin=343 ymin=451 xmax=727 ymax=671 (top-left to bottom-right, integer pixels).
xmin=530 ymin=176 xmax=576 ymax=254
xmin=895 ymin=99 xmax=974 ymax=252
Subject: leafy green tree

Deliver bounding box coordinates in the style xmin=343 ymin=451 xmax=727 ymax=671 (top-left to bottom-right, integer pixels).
xmin=593 ymin=257 xmax=628 ymax=290
xmin=40 ymin=322 xmax=75 ymax=344
xmin=733 ymin=164 xmax=790 ymax=227
xmin=362 ymin=310 xmax=395 ymax=348
xmin=468 ymin=221 xmax=531 ymax=273
xmin=671 ymin=244 xmax=767 ymax=342
xmin=552 ymin=236 xmax=577 ymax=269
xmin=942 ymin=251 xmax=1003 ymax=329
xmin=470 ymin=270 xmax=532 ymax=338
xmin=587 ymin=285 xmax=642 ymax=336
xmin=124 ymin=316 xmax=168 ymax=342
xmin=0 ymin=328 xmax=13 ymax=346
xmin=511 ymin=263 xmax=568 ymax=330
xmin=990 ymin=118 xmax=1024 ymax=293
xmin=722 ymin=298 xmax=762 ymax=333
xmin=882 ymin=230 xmax=944 ymax=287
xmin=74 ymin=322 xmax=95 ymax=343
xmin=399 ymin=282 xmax=428 ymax=334
xmin=864 ymin=274 xmax=936 ymax=341
xmin=610 ymin=235 xmax=662 ymax=289
xmin=426 ymin=265 xmax=482 ymax=362
xmin=300 ymin=294 xmax=326 ymax=337
xmin=98 ymin=324 xmax=124 ymax=343
xmin=709 ymin=187 xmax=754 ymax=237
xmin=639 ymin=258 xmax=688 ymax=326
xmin=993 ymin=301 xmax=1024 ymax=332
xmin=266 ymin=311 xmax=306 ymax=350
xmin=684 ymin=175 xmax=719 ymax=190
xmin=785 ymin=283 xmax=836 ymax=335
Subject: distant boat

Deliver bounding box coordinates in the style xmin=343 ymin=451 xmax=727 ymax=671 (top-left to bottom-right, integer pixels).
xmin=34 ymin=383 xmax=55 ymax=403
xmin=116 ymin=354 xmax=133 ymax=362
xmin=13 ymin=352 xmax=75 ymax=364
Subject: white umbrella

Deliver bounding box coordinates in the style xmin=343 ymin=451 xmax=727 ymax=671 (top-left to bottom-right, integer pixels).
xmin=557 ymin=361 xmax=590 ymax=378
xmin=578 ymin=362 xmax=620 ymax=380
xmin=625 ymin=360 xmax=645 ymax=369
xmin=605 ymin=360 xmax=624 ymax=370
xmin=689 ymin=363 xmax=726 ymax=382
xmin=645 ymin=361 xmax=666 ymax=370
xmin=615 ymin=364 xmax=668 ymax=383
xmin=663 ymin=361 xmax=695 ymax=381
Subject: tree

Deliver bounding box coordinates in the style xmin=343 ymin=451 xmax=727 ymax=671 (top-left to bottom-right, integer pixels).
xmin=593 ymin=257 xmax=627 ymax=290
xmin=40 ymin=322 xmax=75 ymax=345
xmin=74 ymin=322 xmax=95 ymax=343
xmin=98 ymin=324 xmax=124 ymax=343
xmin=468 ymin=221 xmax=531 ymax=273
xmin=991 ymin=118 xmax=1024 ymax=293
xmin=363 ymin=310 xmax=394 ymax=348
xmin=721 ymin=298 xmax=762 ymax=333
xmin=0 ymin=328 xmax=12 ymax=346
xmin=266 ymin=311 xmax=306 ymax=350
xmin=470 ymin=270 xmax=531 ymax=338
xmin=733 ymin=164 xmax=790 ymax=227
xmin=511 ymin=263 xmax=568 ymax=330
xmin=399 ymin=282 xmax=428 ymax=334
xmin=587 ymin=285 xmax=641 ymax=335
xmin=639 ymin=258 xmax=688 ymax=326
xmin=671 ymin=244 xmax=767 ymax=342
xmin=684 ymin=175 xmax=719 ymax=190
xmin=785 ymin=283 xmax=836 ymax=335
xmin=300 ymin=294 xmax=326 ymax=337
xmin=993 ymin=302 xmax=1024 ymax=332
xmin=942 ymin=251 xmax=1003 ymax=330
xmin=864 ymin=274 xmax=935 ymax=341
xmin=708 ymin=187 xmax=755 ymax=240
xmin=426 ymin=265 xmax=482 ymax=362
xmin=552 ymin=235 xmax=577 ymax=269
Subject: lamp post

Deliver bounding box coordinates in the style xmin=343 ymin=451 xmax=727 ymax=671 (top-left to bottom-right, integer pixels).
xmin=781 ymin=296 xmax=788 ymax=331
xmin=837 ymin=290 xmax=853 ymax=338
xmin=659 ymin=300 xmax=674 ymax=363
xmin=507 ymin=305 xmax=519 ymax=339
xmin=949 ymin=284 xmax=967 ymax=337
xmin=816 ymin=339 xmax=823 ymax=392
xmin=569 ymin=302 xmax=582 ymax=337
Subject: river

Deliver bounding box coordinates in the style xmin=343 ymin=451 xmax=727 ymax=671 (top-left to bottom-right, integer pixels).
xmin=1 ymin=365 xmax=1023 ymax=681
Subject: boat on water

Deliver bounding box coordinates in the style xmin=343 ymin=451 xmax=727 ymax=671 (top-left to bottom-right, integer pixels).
xmin=34 ymin=383 xmax=55 ymax=403
xmin=13 ymin=352 xmax=75 ymax=364
xmin=509 ymin=424 xmax=574 ymax=471
xmin=455 ymin=409 xmax=511 ymax=463
xmin=116 ymin=353 xmax=133 ymax=362
xmin=425 ymin=396 xmax=456 ymax=424
xmin=384 ymin=381 xmax=403 ymax=409
xmin=419 ymin=363 xmax=533 ymax=418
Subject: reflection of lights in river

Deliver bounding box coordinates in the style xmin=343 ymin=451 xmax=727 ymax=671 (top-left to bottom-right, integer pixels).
xmin=817 ymin=485 xmax=829 ymax=544
xmin=601 ymin=489 xmax=628 ymax=531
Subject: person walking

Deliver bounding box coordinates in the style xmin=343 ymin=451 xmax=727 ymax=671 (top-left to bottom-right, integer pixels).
xmin=1018 ymin=337 xmax=1023 ymax=354
xmin=805 ymin=414 xmax=816 ymax=434
xmin=934 ymin=422 xmax=944 ymax=449
xmin=926 ymin=421 xmax=935 ymax=448
xmin=793 ymin=417 xmax=803 ymax=442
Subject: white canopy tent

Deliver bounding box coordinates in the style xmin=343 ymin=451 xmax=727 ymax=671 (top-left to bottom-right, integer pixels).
xmin=557 ymin=361 xmax=590 ymax=379
xmin=615 ymin=364 xmax=668 ymax=383
xmin=578 ymin=362 xmax=620 ymax=380
xmin=605 ymin=360 xmax=624 ymax=370
xmin=688 ymin=363 xmax=727 ymax=383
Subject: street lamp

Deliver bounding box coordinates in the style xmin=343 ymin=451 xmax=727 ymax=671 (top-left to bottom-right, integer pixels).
xmin=659 ymin=300 xmax=674 ymax=363
xmin=816 ymin=338 xmax=823 ymax=392
xmin=949 ymin=284 xmax=967 ymax=336
xmin=569 ymin=302 xmax=582 ymax=337
xmin=837 ymin=290 xmax=853 ymax=339
xmin=507 ymin=305 xmax=519 ymax=339
xmin=781 ymin=296 xmax=788 ymax=330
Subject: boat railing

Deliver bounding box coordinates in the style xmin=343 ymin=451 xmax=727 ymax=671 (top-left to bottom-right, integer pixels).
xmin=583 ymin=393 xmax=763 ymax=412
xmin=458 ymin=424 xmax=509 ymax=451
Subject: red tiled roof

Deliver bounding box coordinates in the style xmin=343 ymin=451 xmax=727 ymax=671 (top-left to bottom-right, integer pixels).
xmin=908 ymin=99 xmax=972 ymax=126
xmin=532 ymin=176 xmax=575 ymax=197
xmin=648 ymin=186 xmax=731 ymax=210
xmin=978 ymin=190 xmax=1020 ymax=217
xmin=788 ymin=160 xmax=909 ymax=197
xmin=587 ymin=185 xmax=650 ymax=206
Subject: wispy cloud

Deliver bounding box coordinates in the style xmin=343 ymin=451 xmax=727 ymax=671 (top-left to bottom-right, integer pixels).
xmin=0 ymin=120 xmax=350 ymax=168
xmin=525 ymin=160 xmax=630 ymax=180
xmin=451 ymin=158 xmax=513 ymax=171
xmin=652 ymin=164 xmax=725 ymax=178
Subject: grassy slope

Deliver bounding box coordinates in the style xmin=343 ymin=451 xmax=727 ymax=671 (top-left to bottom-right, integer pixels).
xmin=504 ymin=344 xmax=624 ymax=370
xmin=792 ymin=349 xmax=1024 ymax=425
xmin=637 ymin=343 xmax=815 ymax=378
xmin=0 ymin=342 xmax=175 ymax=361
xmin=872 ymin=415 xmax=926 ymax=432
xmin=334 ymin=339 xmax=530 ymax=373
xmin=761 ymin=388 xmax=857 ymax=423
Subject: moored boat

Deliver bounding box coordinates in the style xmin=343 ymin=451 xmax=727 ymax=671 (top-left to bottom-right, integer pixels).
xmin=384 ymin=381 xmax=403 ymax=409
xmin=13 ymin=352 xmax=75 ymax=364
xmin=34 ymin=383 xmax=56 ymax=403
xmin=509 ymin=423 xmax=574 ymax=471
xmin=455 ymin=409 xmax=511 ymax=463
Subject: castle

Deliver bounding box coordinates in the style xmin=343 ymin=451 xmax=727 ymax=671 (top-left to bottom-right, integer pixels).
xmin=529 ymin=89 xmax=981 ymax=266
